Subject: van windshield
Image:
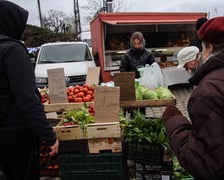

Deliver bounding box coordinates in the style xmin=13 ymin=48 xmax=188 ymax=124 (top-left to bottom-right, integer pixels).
xmin=38 ymin=43 xmax=92 ymax=64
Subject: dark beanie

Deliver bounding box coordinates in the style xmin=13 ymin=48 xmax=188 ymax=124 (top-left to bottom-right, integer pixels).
xmin=196 ymin=17 xmax=208 ymax=31
xmin=198 ymin=16 xmax=224 ymax=43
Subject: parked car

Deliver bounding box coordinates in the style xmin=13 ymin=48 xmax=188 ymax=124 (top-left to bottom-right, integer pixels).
xmin=34 ymin=41 xmax=96 ymax=88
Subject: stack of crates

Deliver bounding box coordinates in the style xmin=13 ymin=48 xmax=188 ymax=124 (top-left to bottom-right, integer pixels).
xmin=56 ymin=122 xmax=129 ymax=180
xmin=59 ymin=152 xmax=128 ymax=180
xmin=125 ymin=141 xmax=173 ymax=180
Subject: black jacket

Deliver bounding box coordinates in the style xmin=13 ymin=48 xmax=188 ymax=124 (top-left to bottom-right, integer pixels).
xmin=0 ymin=1 xmax=56 ymax=146
xmin=120 ymin=48 xmax=155 ymax=78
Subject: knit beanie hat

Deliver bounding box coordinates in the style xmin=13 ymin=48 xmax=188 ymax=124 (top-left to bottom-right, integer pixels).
xmin=177 ymin=46 xmax=199 ymax=68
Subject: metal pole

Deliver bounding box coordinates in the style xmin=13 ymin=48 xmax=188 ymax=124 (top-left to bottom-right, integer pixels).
xmin=37 ymin=0 xmax=43 ymax=27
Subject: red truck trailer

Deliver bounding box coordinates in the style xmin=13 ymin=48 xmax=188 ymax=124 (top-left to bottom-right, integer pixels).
xmin=90 ymin=12 xmax=207 ymax=83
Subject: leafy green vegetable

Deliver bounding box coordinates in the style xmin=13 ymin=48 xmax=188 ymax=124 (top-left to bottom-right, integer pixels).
xmin=156 ymin=86 xmax=174 ymax=99
xmin=173 ymin=156 xmax=193 ymax=180
xmin=63 ymin=104 xmax=95 ymax=136
xmin=142 ymin=89 xmax=158 ymax=100
xmin=122 ymin=110 xmax=169 ymax=148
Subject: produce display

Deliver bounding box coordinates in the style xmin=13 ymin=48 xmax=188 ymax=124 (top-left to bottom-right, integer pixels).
xmin=66 ymin=84 xmax=94 ymax=103
xmin=39 ymin=84 xmax=94 ymax=104
xmin=173 ymin=156 xmax=193 ymax=180
xmin=121 ymin=110 xmax=169 ymax=147
xmin=39 ymin=141 xmax=59 ymax=177
xmin=62 ymin=103 xmax=95 ymax=126
xmin=60 ymin=103 xmax=95 ymax=136
xmin=135 ymin=83 xmax=174 ymax=100
xmin=39 ymin=87 xmax=50 ymax=104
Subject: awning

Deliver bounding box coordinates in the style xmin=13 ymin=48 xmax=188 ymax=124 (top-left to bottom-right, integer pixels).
xmin=102 ymin=19 xmax=195 ymax=25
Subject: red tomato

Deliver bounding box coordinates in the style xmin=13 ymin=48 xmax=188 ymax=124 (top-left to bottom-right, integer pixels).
xmin=79 ymin=87 xmax=84 ymax=92
xmin=87 ymin=90 xmax=93 ymax=95
xmin=88 ymin=86 xmax=94 ymax=91
xmin=75 ymin=97 xmax=83 ymax=102
xmin=83 ymin=84 xmax=90 ymax=89
xmin=83 ymin=87 xmax=88 ymax=93
xmin=83 ymin=96 xmax=90 ymax=102
xmin=73 ymin=88 xmax=79 ymax=94
xmin=74 ymin=85 xmax=80 ymax=89
xmin=76 ymin=92 xmax=85 ymax=97
xmin=68 ymin=95 xmax=73 ymax=102
xmin=69 ymin=92 xmax=74 ymax=96
xmin=86 ymin=94 xmax=92 ymax=101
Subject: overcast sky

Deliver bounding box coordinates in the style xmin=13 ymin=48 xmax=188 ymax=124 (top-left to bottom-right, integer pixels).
xmin=8 ymin=0 xmax=224 ymax=29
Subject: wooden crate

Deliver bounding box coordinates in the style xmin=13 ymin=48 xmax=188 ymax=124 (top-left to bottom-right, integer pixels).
xmin=54 ymin=121 xmax=121 ymax=141
xmin=86 ymin=122 xmax=121 ymax=138
xmin=54 ymin=123 xmax=85 ymax=141
xmin=44 ymin=102 xmax=94 ymax=113
xmin=120 ymin=97 xmax=176 ymax=108
xmin=88 ymin=137 xmax=123 ymax=153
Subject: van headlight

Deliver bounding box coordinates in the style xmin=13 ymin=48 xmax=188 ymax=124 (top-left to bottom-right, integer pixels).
xmin=35 ymin=77 xmax=48 ymax=84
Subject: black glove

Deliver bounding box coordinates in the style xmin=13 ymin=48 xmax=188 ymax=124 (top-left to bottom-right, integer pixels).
xmin=162 ymin=105 xmax=182 ymax=123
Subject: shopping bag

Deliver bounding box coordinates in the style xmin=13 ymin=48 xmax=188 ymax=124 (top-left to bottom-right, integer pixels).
xmin=139 ymin=63 xmax=164 ymax=90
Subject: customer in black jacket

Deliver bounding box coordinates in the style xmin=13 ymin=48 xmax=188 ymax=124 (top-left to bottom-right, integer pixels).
xmin=0 ymin=1 xmax=59 ymax=180
xmin=120 ymin=31 xmax=155 ymax=78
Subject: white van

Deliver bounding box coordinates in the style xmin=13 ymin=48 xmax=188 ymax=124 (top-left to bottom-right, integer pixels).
xmin=34 ymin=41 xmax=96 ymax=88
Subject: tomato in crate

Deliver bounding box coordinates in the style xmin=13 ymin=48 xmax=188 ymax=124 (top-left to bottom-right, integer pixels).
xmin=39 ymin=141 xmax=59 ymax=177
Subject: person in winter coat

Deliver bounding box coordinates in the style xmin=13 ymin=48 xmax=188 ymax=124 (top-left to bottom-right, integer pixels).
xmin=162 ymin=16 xmax=224 ymax=180
xmin=0 ymin=1 xmax=59 ymax=180
xmin=120 ymin=31 xmax=155 ymax=78
xmin=177 ymin=46 xmax=201 ymax=76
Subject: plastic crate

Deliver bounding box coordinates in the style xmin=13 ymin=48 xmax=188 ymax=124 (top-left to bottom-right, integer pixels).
xmin=59 ymin=139 xmax=89 ymax=153
xmin=59 ymin=152 xmax=128 ymax=174
xmin=60 ymin=172 xmax=128 ymax=180
xmin=127 ymin=142 xmax=164 ymax=165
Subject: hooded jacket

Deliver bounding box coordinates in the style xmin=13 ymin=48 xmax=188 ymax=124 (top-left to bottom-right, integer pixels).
xmin=0 ymin=0 xmax=56 ymax=146
xmin=120 ymin=33 xmax=155 ymax=78
xmin=165 ymin=49 xmax=224 ymax=179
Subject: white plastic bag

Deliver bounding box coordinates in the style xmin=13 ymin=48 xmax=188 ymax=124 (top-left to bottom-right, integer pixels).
xmin=139 ymin=62 xmax=164 ymax=90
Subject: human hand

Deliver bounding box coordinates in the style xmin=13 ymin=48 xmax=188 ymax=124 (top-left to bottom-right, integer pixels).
xmin=162 ymin=105 xmax=182 ymax=123
xmin=49 ymin=139 xmax=59 ymax=156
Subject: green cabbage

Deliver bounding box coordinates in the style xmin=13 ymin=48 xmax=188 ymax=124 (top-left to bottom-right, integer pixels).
xmin=143 ymin=89 xmax=158 ymax=100
xmin=156 ymin=86 xmax=173 ymax=99
xmin=136 ymin=89 xmax=143 ymax=100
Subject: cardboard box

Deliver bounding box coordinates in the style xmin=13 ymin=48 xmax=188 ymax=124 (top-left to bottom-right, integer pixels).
xmin=88 ymin=137 xmax=122 ymax=153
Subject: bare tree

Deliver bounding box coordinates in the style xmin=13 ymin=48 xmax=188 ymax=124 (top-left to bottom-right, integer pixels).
xmin=81 ymin=0 xmax=130 ymax=18
xmin=42 ymin=10 xmax=72 ymax=33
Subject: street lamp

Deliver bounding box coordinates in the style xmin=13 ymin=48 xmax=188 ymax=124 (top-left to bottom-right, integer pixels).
xmin=103 ymin=0 xmax=113 ymax=12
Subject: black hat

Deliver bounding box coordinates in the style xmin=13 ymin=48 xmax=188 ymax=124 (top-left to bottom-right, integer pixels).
xmin=196 ymin=17 xmax=208 ymax=31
